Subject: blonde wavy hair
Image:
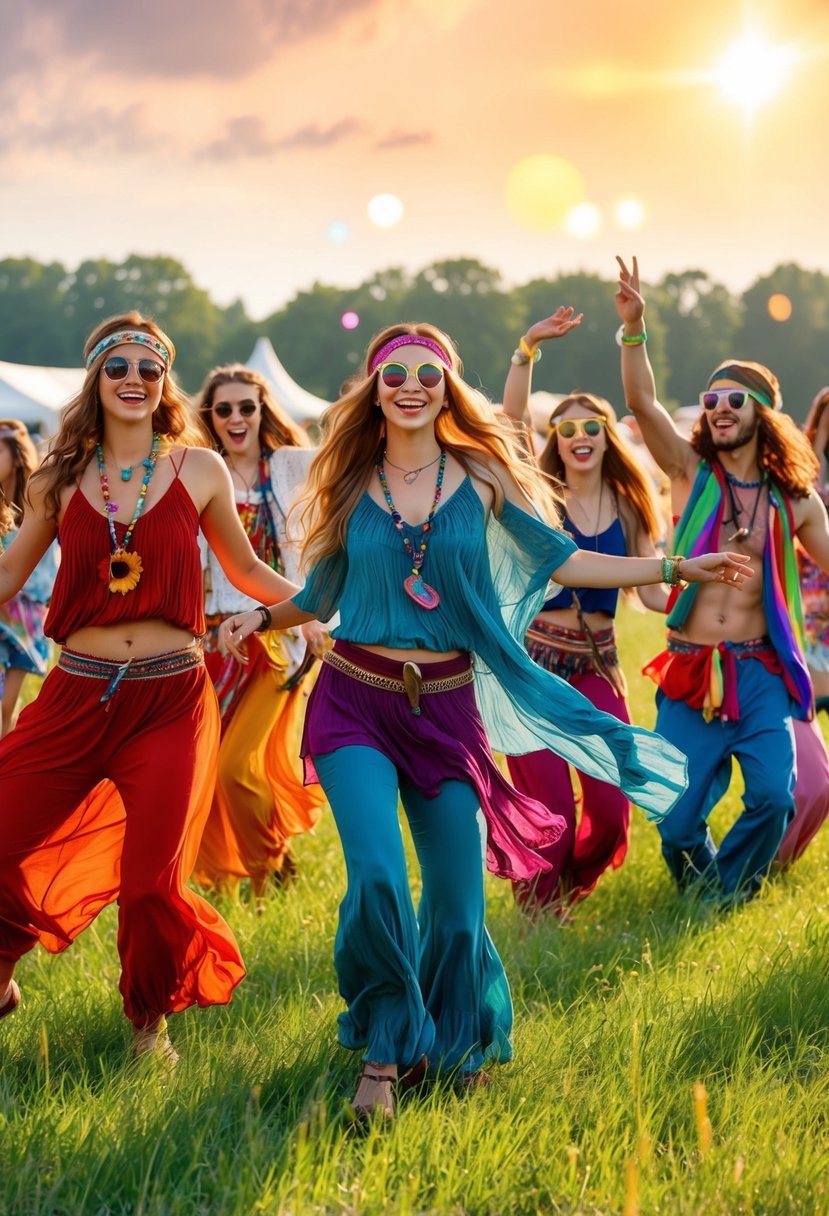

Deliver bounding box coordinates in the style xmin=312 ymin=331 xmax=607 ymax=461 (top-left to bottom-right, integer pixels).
xmin=32 ymin=311 xmax=209 ymax=519
xmin=295 ymin=322 xmax=563 ymax=566
xmin=0 ymin=418 xmax=40 ymax=525
xmin=195 ymin=364 xmax=310 ymax=453
xmin=542 ymin=393 xmax=663 ymax=542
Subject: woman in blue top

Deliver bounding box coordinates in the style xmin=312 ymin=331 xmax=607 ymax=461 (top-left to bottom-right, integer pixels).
xmin=501 ymin=309 xmax=669 ymax=913
xmin=221 ymin=322 xmax=750 ymax=1121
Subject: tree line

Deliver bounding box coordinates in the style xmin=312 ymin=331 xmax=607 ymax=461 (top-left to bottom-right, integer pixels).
xmin=1 ymin=254 xmax=828 ymax=421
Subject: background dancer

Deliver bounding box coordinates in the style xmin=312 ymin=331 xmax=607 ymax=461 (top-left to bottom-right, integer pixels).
xmin=220 ymin=321 xmax=749 ymax=1121
xmin=776 ymin=385 xmax=829 ymax=865
xmin=194 ymin=365 xmax=326 ymax=901
xmin=501 ymin=310 xmax=667 ymax=913
xmin=0 ymin=419 xmax=59 ymax=735
xmin=0 ymin=314 xmax=305 ymax=1060
xmin=616 ymin=255 xmax=829 ymax=900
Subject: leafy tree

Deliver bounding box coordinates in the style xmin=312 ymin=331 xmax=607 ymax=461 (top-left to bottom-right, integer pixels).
xmin=735 ymin=265 xmax=829 ymax=421
xmin=0 ymin=259 xmax=73 ymax=364
xmin=653 ymin=271 xmax=740 ymax=407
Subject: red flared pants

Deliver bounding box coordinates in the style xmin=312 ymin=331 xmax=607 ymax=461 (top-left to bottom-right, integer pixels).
xmin=0 ymin=653 xmax=245 ymax=1025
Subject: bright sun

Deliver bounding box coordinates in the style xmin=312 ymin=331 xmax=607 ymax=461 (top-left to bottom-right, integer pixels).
xmin=715 ymin=35 xmax=795 ymax=111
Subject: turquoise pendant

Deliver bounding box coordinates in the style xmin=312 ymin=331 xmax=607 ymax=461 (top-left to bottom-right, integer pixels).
xmin=120 ymin=467 xmax=133 ymax=482
xmin=404 ymin=574 xmax=440 ymax=610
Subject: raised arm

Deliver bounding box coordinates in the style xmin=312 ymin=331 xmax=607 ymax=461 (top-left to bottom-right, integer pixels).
xmin=501 ymin=307 xmax=583 ymax=424
xmin=616 ymin=255 xmax=696 ymax=483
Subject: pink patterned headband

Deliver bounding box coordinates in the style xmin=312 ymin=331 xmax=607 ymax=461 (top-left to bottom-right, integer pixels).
xmin=86 ymin=329 xmax=171 ymax=370
xmin=369 ymin=333 xmax=452 ymax=373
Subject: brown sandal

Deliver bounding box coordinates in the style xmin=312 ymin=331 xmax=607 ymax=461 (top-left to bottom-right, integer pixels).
xmin=397 ymin=1054 xmax=428 ymax=1094
xmin=352 ymin=1062 xmax=397 ymax=1122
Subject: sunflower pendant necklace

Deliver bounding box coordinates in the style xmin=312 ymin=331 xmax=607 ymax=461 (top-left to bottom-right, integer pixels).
xmin=96 ymin=433 xmax=159 ymax=594
xmin=376 ymin=450 xmax=445 ymax=609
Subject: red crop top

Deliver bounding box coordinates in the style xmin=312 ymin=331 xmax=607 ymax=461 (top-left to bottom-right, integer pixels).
xmin=45 ymin=472 xmax=206 ymax=643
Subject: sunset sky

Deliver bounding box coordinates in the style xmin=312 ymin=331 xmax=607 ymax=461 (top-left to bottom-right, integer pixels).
xmin=3 ymin=0 xmax=828 ymax=319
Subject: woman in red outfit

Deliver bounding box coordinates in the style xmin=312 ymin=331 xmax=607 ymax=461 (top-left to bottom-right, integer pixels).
xmin=0 ymin=312 xmax=302 ymax=1062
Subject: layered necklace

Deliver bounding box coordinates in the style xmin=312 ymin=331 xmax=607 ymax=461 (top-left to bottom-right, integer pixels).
xmin=376 ymin=450 xmax=446 ymax=609
xmin=96 ymin=433 xmax=159 ymax=594
xmin=723 ymin=471 xmax=765 ymax=543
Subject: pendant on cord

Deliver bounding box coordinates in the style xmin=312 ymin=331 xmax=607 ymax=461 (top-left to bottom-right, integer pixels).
xmin=404 ymin=572 xmax=440 ymax=610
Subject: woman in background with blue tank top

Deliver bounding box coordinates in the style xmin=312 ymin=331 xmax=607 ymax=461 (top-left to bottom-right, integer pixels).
xmin=502 ymin=307 xmax=669 ymax=914
xmin=219 ymin=322 xmax=749 ymax=1123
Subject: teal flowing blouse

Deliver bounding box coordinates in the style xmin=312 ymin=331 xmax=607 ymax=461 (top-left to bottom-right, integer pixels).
xmin=291 ymin=476 xmax=687 ymax=820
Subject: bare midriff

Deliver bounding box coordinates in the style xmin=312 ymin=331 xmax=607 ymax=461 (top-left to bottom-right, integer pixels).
xmin=63 ymin=619 xmax=198 ymax=661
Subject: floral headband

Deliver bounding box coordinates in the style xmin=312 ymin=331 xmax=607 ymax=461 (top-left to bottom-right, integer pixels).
xmin=369 ymin=333 xmax=452 ymax=373
xmin=86 ymin=330 xmax=171 ymax=370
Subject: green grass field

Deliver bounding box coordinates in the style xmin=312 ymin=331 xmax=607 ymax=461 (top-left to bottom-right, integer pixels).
xmin=2 ymin=608 xmax=828 ymax=1215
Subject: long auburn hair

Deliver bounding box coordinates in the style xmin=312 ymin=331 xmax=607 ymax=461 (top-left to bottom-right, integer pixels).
xmin=691 ymin=409 xmax=818 ymax=498
xmin=0 ymin=418 xmax=39 ymax=525
xmin=195 ymin=364 xmax=309 ymax=452
xmin=541 ymin=393 xmax=662 ymax=541
xmin=32 ymin=311 xmax=209 ymax=519
xmin=295 ymin=322 xmax=563 ymax=566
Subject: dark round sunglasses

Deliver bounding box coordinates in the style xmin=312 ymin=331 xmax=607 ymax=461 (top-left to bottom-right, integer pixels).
xmin=102 ymin=357 xmax=165 ymax=384
xmin=213 ymin=401 xmax=258 ymax=419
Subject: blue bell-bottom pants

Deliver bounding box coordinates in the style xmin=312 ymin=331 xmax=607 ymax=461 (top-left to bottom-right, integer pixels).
xmin=654 ymin=658 xmax=795 ymax=895
xmin=313 ymin=745 xmax=512 ymax=1075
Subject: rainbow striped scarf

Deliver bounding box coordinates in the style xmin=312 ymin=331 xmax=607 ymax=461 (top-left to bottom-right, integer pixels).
xmin=667 ymin=460 xmax=812 ymax=720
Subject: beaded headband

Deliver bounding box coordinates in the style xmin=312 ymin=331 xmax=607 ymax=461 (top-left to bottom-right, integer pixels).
xmin=369 ymin=333 xmax=452 ymax=373
xmin=85 ymin=330 xmax=171 ymax=370
xmin=707 ymin=363 xmax=776 ymax=409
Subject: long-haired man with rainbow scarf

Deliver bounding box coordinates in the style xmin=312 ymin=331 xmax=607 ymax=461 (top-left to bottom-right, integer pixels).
xmin=615 ymin=256 xmax=829 ymax=899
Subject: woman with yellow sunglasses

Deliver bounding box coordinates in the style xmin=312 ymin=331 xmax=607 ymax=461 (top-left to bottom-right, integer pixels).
xmin=501 ymin=307 xmax=669 ymax=915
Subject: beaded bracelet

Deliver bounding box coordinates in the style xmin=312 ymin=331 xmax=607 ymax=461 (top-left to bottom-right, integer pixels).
xmin=621 ymin=329 xmax=647 ymax=346
xmin=254 ymin=604 xmax=273 ymax=632
xmin=511 ymin=337 xmax=542 ymax=366
xmin=660 ymin=555 xmax=685 ymax=587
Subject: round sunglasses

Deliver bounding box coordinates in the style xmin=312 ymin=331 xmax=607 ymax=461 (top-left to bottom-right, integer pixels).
xmin=551 ymin=416 xmax=606 ymax=439
xmin=377 ymin=361 xmax=445 ymax=390
xmin=213 ymin=401 xmax=258 ymax=419
xmin=699 ymin=389 xmax=757 ymax=411
xmin=101 ymin=357 xmax=165 ymax=384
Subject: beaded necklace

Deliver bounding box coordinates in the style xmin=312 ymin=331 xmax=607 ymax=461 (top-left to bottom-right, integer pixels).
xmin=96 ymin=432 xmax=159 ymax=594
xmin=376 ymin=450 xmax=446 ymax=609
xmin=723 ymin=470 xmax=765 ymax=542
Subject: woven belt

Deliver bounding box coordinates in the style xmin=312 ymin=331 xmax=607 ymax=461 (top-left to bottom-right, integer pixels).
xmin=58 ymin=645 xmax=203 ymax=706
xmin=322 ymin=648 xmax=473 ymax=715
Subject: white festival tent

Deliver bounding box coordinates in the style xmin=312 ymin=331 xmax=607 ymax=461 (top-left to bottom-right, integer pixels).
xmin=244 ymin=336 xmax=329 ymax=422
xmin=0 ymin=360 xmax=85 ymax=434
xmin=0 ymin=337 xmax=329 ymax=435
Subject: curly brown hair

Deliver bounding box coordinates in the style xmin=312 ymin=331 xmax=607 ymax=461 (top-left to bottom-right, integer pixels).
xmin=194 ymin=364 xmax=309 ymax=453
xmin=31 ymin=311 xmax=210 ymax=519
